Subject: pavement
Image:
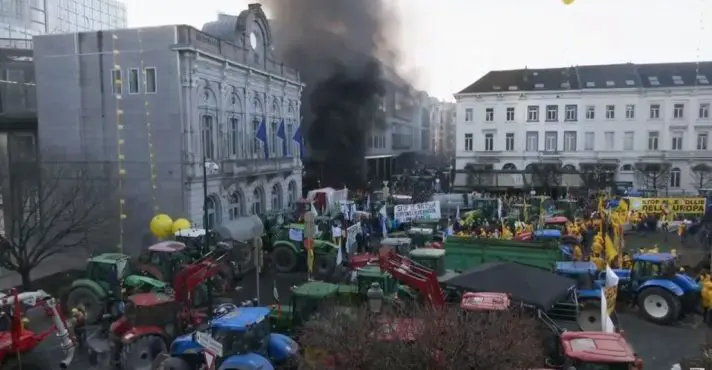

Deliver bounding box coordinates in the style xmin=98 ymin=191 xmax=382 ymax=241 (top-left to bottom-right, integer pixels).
xmin=7 ymin=230 xmax=710 ymax=369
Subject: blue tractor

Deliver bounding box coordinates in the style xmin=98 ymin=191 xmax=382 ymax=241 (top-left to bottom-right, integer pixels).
xmin=555 ymin=253 xmax=701 ymax=326
xmin=155 ymin=306 xmax=299 ymax=370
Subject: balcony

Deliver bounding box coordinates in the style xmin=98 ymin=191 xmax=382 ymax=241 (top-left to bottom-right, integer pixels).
xmin=222 ymin=156 xmax=301 ymax=177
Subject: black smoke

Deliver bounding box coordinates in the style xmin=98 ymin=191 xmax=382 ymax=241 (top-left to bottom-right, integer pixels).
xmin=263 ymin=0 xmax=400 ymax=189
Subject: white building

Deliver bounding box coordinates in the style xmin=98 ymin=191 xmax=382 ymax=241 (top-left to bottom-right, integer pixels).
xmin=454 ymin=62 xmax=712 ymax=195
xmin=431 ymin=100 xmax=456 ymax=159
xmin=34 ymin=4 xmax=303 ymax=253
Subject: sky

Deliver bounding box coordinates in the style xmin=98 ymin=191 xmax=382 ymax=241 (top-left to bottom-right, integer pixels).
xmin=124 ymin=0 xmax=712 ymax=101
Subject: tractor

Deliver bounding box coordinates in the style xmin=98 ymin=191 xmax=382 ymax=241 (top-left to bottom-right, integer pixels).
xmin=153 ymin=307 xmax=299 ymax=369
xmin=86 ymin=251 xmax=231 ymax=370
xmin=270 ymin=224 xmax=340 ymax=279
xmin=64 ymin=253 xmax=167 ymax=325
xmin=0 ymin=289 xmax=76 ymax=370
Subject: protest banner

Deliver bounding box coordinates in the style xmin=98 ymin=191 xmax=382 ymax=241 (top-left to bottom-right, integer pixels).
xmin=394 ymin=201 xmax=441 ymax=222
xmin=628 ymin=197 xmax=706 ymax=215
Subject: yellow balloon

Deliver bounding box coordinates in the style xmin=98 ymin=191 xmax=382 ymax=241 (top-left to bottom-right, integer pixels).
xmin=150 ymin=214 xmax=173 ymax=239
xmin=172 ymin=218 xmax=192 ymax=233
xmin=562 ymin=0 xmax=574 ymax=4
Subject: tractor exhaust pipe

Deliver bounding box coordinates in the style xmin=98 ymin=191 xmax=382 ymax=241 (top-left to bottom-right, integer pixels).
xmin=59 ymin=346 xmax=75 ymax=369
xmin=45 ymin=299 xmax=76 ymax=369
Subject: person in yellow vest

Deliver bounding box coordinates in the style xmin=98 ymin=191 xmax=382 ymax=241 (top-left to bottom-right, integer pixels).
xmin=572 ymin=244 xmax=583 ymax=261
xmin=590 ymin=252 xmax=605 ymax=270
xmin=678 ymin=221 xmax=687 ymax=244
xmin=622 ymin=252 xmax=632 ymax=269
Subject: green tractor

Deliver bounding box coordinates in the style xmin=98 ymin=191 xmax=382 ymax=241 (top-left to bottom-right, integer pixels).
xmin=270 ymin=223 xmax=341 ymax=280
xmin=63 ymin=253 xmax=166 ymax=324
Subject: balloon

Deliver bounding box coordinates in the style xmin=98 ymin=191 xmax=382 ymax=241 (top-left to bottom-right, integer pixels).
xmin=172 ymin=218 xmax=192 ymax=233
xmin=150 ymin=214 xmax=173 ymax=239
xmin=562 ymin=0 xmax=574 ymax=4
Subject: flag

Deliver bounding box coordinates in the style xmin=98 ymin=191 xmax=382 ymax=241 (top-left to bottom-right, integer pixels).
xmin=255 ymin=118 xmax=269 ymax=159
xmin=455 ymin=205 xmax=460 ymax=220
xmin=277 ymin=119 xmax=287 ymax=157
xmin=523 ymin=198 xmax=529 ymax=222
xmin=273 ymin=280 xmax=281 ymax=317
xmin=365 ymin=194 xmax=371 ymax=211
xmin=292 ymin=124 xmax=305 ymax=158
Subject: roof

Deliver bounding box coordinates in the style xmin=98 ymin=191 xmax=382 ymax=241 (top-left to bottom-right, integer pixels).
xmin=129 ymin=292 xmax=174 ymax=306
xmin=458 ymin=61 xmax=712 ymax=94
xmin=175 ymin=228 xmax=205 ymax=238
xmin=555 ymin=261 xmax=598 ymax=275
xmin=545 ymin=216 xmax=569 ymax=224
xmin=409 ymin=248 xmax=445 ymax=258
xmin=560 ymin=331 xmax=636 ymax=363
xmin=148 ymin=241 xmax=187 ymax=252
xmin=91 ymin=253 xmax=129 ymax=263
xmin=212 ymin=307 xmax=271 ymax=330
xmin=443 ymin=262 xmax=576 ymax=310
xmin=382 ymin=237 xmax=412 ymax=246
xmin=634 ymin=252 xmax=675 ymax=263
xmin=460 ymin=292 xmax=510 ymax=311
xmin=292 ymin=281 xmax=339 ymax=297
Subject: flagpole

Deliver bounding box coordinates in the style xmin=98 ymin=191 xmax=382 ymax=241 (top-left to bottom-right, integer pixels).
xmin=202 ymin=108 xmax=213 ymax=320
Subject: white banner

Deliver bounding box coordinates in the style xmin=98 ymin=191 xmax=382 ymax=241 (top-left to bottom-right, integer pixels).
xmin=394 ymin=201 xmax=441 ymax=222
xmin=346 ymin=223 xmax=361 ymax=254
xmin=288 ymin=228 xmax=303 ymax=242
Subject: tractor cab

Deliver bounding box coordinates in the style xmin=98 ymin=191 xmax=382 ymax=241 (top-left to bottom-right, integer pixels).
xmin=113 ymin=292 xmax=185 ymax=338
xmin=139 ymin=241 xmax=192 ymax=283
xmin=408 ymin=227 xmax=434 ymax=247
xmin=558 ymin=331 xmax=643 ymax=369
xmin=555 ymin=262 xmax=600 ymax=298
xmin=534 ymin=229 xmax=562 ymax=241
xmin=381 ymin=237 xmax=413 ymax=256
xmin=544 ymin=216 xmax=569 ymax=232
xmin=270 ymin=282 xmax=340 ymax=332
xmin=408 ymin=248 xmax=458 ymax=282
xmin=86 ymin=253 xmax=134 ymax=298
xmin=625 ymin=253 xmax=693 ymax=286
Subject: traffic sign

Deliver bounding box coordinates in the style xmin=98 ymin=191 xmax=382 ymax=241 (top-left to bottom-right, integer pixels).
xmin=204 ymin=351 xmax=216 ymax=369
xmin=196 ymin=331 xmax=223 ymax=356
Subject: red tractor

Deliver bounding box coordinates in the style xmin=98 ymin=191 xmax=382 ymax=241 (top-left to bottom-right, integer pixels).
xmin=87 ymin=253 xmax=229 ymax=370
xmin=0 ymin=289 xmax=76 ymax=370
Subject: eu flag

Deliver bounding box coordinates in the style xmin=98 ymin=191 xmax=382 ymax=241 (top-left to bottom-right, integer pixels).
xmin=277 ymin=119 xmax=287 ymax=157
xmin=292 ymin=125 xmax=304 ymax=158
xmin=255 ymin=118 xmax=269 ymax=159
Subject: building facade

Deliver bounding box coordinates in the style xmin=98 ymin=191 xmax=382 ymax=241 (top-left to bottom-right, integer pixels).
xmin=431 ymin=100 xmax=456 ymax=160
xmin=34 ymin=4 xmax=302 ymax=254
xmin=0 ymin=0 xmax=127 ymax=49
xmin=455 ymin=62 xmax=712 ymax=195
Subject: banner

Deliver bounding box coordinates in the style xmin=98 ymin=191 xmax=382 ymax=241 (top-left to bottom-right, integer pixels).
xmin=629 ymin=197 xmax=706 ymax=215
xmin=345 ymin=223 xmax=361 ymax=254
xmin=288 ymin=228 xmax=303 ymax=242
xmin=604 ymin=266 xmax=619 ymax=316
xmin=394 ymin=201 xmax=441 ymax=222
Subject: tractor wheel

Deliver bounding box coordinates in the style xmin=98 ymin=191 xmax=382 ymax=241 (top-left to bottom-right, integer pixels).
xmin=151 ymin=353 xmax=192 ymax=370
xmin=314 ymin=252 xmax=337 ymax=281
xmin=65 ymin=286 xmax=105 ymax=325
xmin=272 ymin=245 xmax=298 ymax=273
xmin=637 ymin=287 xmax=682 ymax=325
xmin=576 ymin=299 xmax=603 ymax=331
xmin=121 ymin=335 xmax=168 ymax=370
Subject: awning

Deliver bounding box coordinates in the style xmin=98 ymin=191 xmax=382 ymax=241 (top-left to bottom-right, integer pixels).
xmin=214 ymin=215 xmax=265 ymax=241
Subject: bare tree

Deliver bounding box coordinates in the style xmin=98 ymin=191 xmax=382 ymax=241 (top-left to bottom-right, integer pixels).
xmin=691 ymin=163 xmax=712 ymax=191
xmin=464 ymin=163 xmax=493 ymax=189
xmin=297 ymin=304 xmax=546 ymax=370
xmin=527 ymin=163 xmax=561 ymax=192
xmin=634 ymin=163 xmax=671 ymax=194
xmin=579 ymin=162 xmax=616 ymax=190
xmin=0 ymin=161 xmax=113 ymax=289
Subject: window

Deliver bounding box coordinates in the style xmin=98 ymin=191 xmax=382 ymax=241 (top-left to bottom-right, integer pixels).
xmin=252 ymin=187 xmax=265 ymax=214
xmin=201 ymin=115 xmax=215 ymax=160
xmin=623 ymin=131 xmax=634 ymax=151
xmin=621 ymin=164 xmax=633 ymax=172
xmin=563 ymin=131 xmax=576 ymax=152
xmin=584 ymin=132 xmax=594 ymax=151
xmin=484 ymin=134 xmax=494 ymax=151
xmin=648 ymin=131 xmax=659 ymax=150
xmin=229 ymin=117 xmax=239 ymax=157
xmin=671 ymin=133 xmax=683 ymax=150
xmin=505 ymin=133 xmax=514 ymax=151
xmin=625 ymin=104 xmax=635 ymax=119
xmin=544 ymin=131 xmax=557 ymax=151
xmin=670 ymin=168 xmax=681 ymax=188
xmin=206 ymin=196 xmax=219 ymax=228
xmin=527 ymin=106 xmax=539 ymax=122
xmin=228 ymin=191 xmax=244 ymax=220
xmin=649 ymin=104 xmax=661 ymax=119
xmin=506 ymin=107 xmax=515 ymax=122
xmin=526 ymin=131 xmax=538 ymax=152
xmin=585 ymin=106 xmax=595 ymax=120
xmin=698 ymin=133 xmax=709 ymax=150
xmin=111 ymin=68 xmax=122 ymax=94
xmin=464 ymin=133 xmax=473 ymax=151
xmin=604 ymin=131 xmax=614 ymax=150
xmin=673 ymin=103 xmax=685 ymax=119
xmin=700 ymin=103 xmax=710 ymax=119
xmin=546 ymin=105 xmax=558 ymax=121
xmin=565 ymin=104 xmax=577 ymax=121
xmin=605 ymin=105 xmax=615 ymax=119
xmin=128 ymin=68 xmax=139 ymax=94
xmin=270 ymin=121 xmax=279 ymax=156
xmin=144 ymin=67 xmax=157 ymax=93
xmin=485 ymin=108 xmax=494 ymax=122
xmin=271 ymin=184 xmax=283 ymax=210
xmin=465 ymin=108 xmax=473 ymax=122
xmin=252 ymin=118 xmax=262 ymax=157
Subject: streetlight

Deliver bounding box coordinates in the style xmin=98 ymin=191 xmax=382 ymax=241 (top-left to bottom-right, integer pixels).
xmin=366 ymin=282 xmax=384 ymax=313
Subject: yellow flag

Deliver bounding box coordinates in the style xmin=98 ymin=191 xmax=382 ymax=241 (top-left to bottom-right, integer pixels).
xmin=605 ymin=233 xmax=617 ymax=264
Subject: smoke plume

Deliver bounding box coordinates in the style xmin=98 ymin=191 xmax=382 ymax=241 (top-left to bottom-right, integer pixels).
xmin=262 ymin=0 xmax=401 ymax=188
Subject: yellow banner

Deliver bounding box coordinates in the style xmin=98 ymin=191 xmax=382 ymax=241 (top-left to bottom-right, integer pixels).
xmin=629 ymin=197 xmax=706 ymax=215
xmin=604 ymin=286 xmax=617 ymax=315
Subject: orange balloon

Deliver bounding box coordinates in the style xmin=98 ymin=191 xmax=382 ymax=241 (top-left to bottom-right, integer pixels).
xmin=562 ymin=0 xmax=575 ymax=4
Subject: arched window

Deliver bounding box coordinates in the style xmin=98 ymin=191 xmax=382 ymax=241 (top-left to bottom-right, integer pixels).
xmin=502 ymin=163 xmax=517 ymax=170
xmin=525 ymin=164 xmax=535 ymax=172
xmin=206 ymin=195 xmax=221 ymax=228
xmin=271 ymin=98 xmax=281 ymax=157
xmin=287 ymin=180 xmax=298 ymax=207
xmin=562 ymin=164 xmax=576 ymax=173
xmin=252 ymin=186 xmax=265 ymax=215
xmin=286 ymin=102 xmax=296 ymax=157
xmin=228 ymin=92 xmax=244 ymax=159
xmin=228 ymin=191 xmax=244 ymax=220
xmin=271 ymin=183 xmax=283 ymax=210
xmin=201 ymin=87 xmax=217 ymax=160
xmin=252 ymin=95 xmax=264 ymax=158
xmin=621 ymin=164 xmax=633 ymax=172
xmin=670 ymin=167 xmax=681 ymax=188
